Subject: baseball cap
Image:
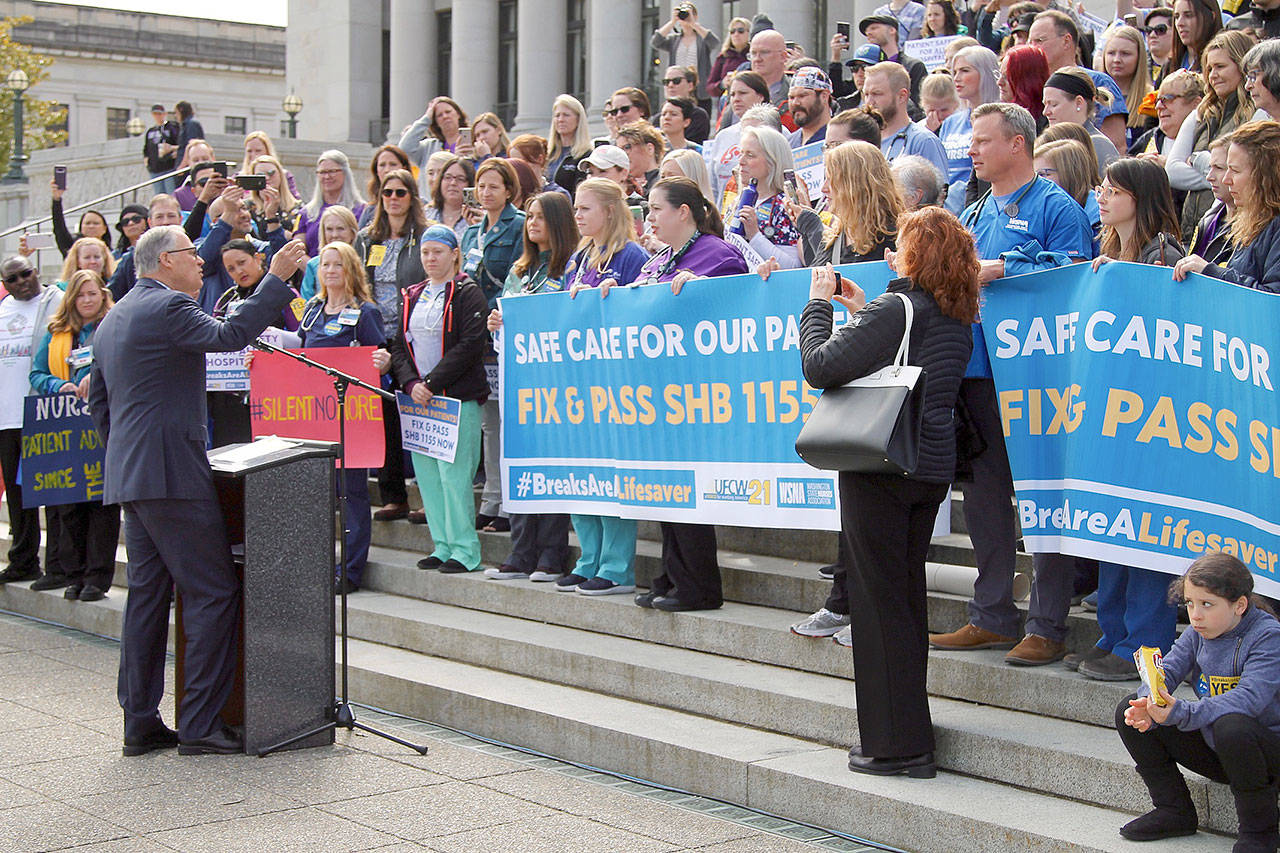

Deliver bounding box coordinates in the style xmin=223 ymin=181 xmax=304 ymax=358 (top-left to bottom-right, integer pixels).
xmin=847 ymin=43 xmax=887 ymax=68
xmin=581 ymin=145 xmax=630 ymax=171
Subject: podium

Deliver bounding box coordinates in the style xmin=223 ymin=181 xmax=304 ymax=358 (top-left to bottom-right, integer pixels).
xmin=174 ymin=441 xmax=337 ymax=753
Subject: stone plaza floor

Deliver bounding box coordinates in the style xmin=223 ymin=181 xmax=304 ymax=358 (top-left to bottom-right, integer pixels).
xmin=0 ymin=611 xmax=884 ymax=853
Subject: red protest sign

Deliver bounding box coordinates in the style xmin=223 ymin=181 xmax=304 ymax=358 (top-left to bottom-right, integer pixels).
xmin=248 ymin=346 xmax=386 ymax=468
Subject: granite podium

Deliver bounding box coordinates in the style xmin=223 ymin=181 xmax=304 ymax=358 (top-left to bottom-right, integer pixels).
xmin=173 ymin=441 xmax=337 ymax=754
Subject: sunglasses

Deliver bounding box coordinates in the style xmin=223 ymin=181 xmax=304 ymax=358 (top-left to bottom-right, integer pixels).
xmin=663 ymin=78 xmax=686 ymax=85
xmin=382 ymin=187 xmax=410 ymax=198
xmin=730 ymin=27 xmax=748 ymax=34
xmin=2 ymin=268 xmax=34 ymax=285
xmin=1143 ymin=23 xmax=1170 ymax=35
xmin=604 ymin=106 xmax=634 ymax=116
xmin=121 ymin=215 xmax=144 ymax=226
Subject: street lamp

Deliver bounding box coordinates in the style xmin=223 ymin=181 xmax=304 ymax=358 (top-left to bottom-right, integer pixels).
xmin=5 ymin=68 xmax=29 ymax=184
xmin=125 ymin=116 xmax=145 ymax=137
xmin=282 ymin=93 xmax=302 ymax=139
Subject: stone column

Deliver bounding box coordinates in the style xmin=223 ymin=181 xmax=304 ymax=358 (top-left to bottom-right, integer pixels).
xmin=758 ymin=0 xmax=816 ymax=53
xmin=514 ymin=0 xmax=565 ymax=134
xmin=451 ymin=0 xmax=499 ymax=117
xmin=587 ymin=0 xmax=642 ymax=133
xmin=389 ymin=0 xmax=434 ymax=140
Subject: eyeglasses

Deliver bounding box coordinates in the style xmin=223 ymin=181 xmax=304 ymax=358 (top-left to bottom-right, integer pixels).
xmin=194 ymin=178 xmax=211 ymax=187
xmin=663 ymin=78 xmax=685 ymax=85
xmin=1096 ymin=184 xmax=1130 ymax=200
xmin=1155 ymin=93 xmax=1191 ymax=105
xmin=382 ymin=187 xmax=410 ymax=198
xmin=317 ymin=168 xmax=343 ymax=176
xmin=120 ymin=215 xmax=144 ymax=226
xmin=1246 ymin=71 xmax=1260 ymax=85
xmin=748 ymin=50 xmax=776 ymax=60
xmin=823 ymin=139 xmax=846 ymax=150
xmin=2 ymin=268 xmax=34 ymax=285
xmin=441 ymin=174 xmax=467 ymax=184
xmin=1142 ymin=23 xmax=1171 ymax=36
xmin=162 ymin=246 xmax=199 ymax=258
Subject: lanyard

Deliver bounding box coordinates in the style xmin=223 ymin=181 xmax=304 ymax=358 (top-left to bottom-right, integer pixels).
xmin=652 ymin=233 xmax=700 ymax=281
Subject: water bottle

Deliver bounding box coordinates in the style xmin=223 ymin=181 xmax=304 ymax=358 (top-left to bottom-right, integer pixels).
xmin=728 ymin=178 xmax=758 ymax=237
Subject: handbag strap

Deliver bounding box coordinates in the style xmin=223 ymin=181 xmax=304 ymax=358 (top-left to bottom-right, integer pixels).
xmin=891 ymin=291 xmax=914 ymax=370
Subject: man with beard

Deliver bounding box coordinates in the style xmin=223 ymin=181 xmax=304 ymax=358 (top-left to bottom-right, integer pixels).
xmin=787 ymin=67 xmax=833 ymax=148
xmin=862 ymin=62 xmax=948 ymax=178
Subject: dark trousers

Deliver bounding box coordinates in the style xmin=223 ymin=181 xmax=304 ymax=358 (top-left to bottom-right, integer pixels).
xmin=1117 ymin=694 xmax=1280 ymax=843
xmin=825 ymin=535 xmax=850 ymax=615
xmin=0 ymin=427 xmax=40 ymax=573
xmin=507 ymin=513 xmax=569 ymax=572
xmin=841 ymin=471 xmax=949 ymax=758
xmin=340 ymin=467 xmax=371 ymax=585
xmin=958 ymin=378 xmax=1021 ymax=638
xmin=652 ymin=522 xmax=722 ymax=608
xmin=56 ymin=500 xmax=120 ymax=589
xmin=118 ymin=496 xmax=239 ymax=741
xmin=378 ymin=396 xmax=408 ymax=505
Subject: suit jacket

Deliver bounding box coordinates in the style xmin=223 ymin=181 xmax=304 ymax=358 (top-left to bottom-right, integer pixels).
xmin=88 ymin=275 xmax=294 ymax=504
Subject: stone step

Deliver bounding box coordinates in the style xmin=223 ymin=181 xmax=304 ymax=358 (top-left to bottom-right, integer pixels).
xmin=339 ymin=587 xmax=1241 ymax=831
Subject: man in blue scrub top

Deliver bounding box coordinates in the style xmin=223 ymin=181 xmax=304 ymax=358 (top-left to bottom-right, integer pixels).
xmin=863 ymin=61 xmax=950 ymax=179
xmin=928 ymin=102 xmax=1094 ymax=666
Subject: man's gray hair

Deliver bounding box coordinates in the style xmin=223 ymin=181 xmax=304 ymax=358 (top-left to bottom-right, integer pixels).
xmin=891 ymin=155 xmax=944 ymax=208
xmin=134 ymin=225 xmax=187 ymax=277
xmin=972 ymin=102 xmax=1037 ymax=157
xmin=741 ymin=104 xmax=783 ymax=132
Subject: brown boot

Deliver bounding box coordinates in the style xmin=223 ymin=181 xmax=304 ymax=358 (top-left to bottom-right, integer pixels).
xmin=1005 ymin=634 xmax=1067 ymax=666
xmin=928 ymin=623 xmax=1017 ymax=650
xmin=373 ymin=502 xmax=409 ymax=521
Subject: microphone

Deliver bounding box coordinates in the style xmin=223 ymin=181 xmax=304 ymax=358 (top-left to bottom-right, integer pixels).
xmin=728 ymin=178 xmax=758 ymax=237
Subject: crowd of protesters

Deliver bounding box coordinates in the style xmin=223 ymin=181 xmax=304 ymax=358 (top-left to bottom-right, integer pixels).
xmin=2 ymin=0 xmax=1280 ymax=843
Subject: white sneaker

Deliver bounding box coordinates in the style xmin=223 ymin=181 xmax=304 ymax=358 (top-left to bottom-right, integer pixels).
xmin=528 ymin=570 xmax=561 ymax=582
xmin=791 ymin=608 xmax=851 ymax=637
xmin=484 ymin=566 xmax=528 ymax=580
xmin=833 ymin=625 xmax=852 ymax=647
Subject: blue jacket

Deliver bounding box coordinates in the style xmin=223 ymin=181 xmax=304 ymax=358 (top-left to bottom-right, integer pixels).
xmin=1203 ymin=215 xmax=1280 ymax=294
xmin=1144 ymin=605 xmax=1280 ymax=749
xmin=29 ymin=323 xmax=98 ymax=395
xmin=195 ymin=220 xmax=288 ymax=314
xmin=461 ymin=204 xmax=526 ymax=309
xmin=88 ymin=275 xmax=294 ymax=504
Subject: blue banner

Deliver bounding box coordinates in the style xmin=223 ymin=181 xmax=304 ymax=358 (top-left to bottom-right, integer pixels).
xmin=20 ymin=394 xmax=105 ymax=507
xmin=982 ymin=262 xmax=1280 ymax=594
xmin=498 ymin=262 xmax=897 ymax=529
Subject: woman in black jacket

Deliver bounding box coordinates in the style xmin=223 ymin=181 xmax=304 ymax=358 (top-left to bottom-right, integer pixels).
xmin=799 ymin=206 xmax=978 ymax=779
xmin=385 ymin=225 xmax=490 ymax=573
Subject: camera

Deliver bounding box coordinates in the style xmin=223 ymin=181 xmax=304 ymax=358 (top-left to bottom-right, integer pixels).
xmin=235 ymin=174 xmax=267 ymax=191
xmin=676 ymin=6 xmax=689 ymax=19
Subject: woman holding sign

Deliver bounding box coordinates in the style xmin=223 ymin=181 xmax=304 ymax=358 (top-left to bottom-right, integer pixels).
xmin=299 ymin=242 xmax=386 ymax=594
xmin=387 ymin=225 xmax=489 ymax=573
xmin=27 ymin=269 xmax=120 ymax=602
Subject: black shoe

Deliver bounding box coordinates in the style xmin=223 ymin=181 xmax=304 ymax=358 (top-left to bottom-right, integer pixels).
xmin=475 ymin=513 xmax=496 ymax=530
xmin=78 ymin=584 xmax=106 ymax=602
xmin=634 ymin=591 xmax=660 ymax=608
xmin=178 ymin=723 xmax=244 ymax=755
xmin=417 ymin=556 xmax=443 ymax=571
xmin=847 ymin=746 xmax=936 ymax=779
xmin=438 ymin=559 xmax=470 ymax=574
xmin=652 ymin=595 xmax=702 ymax=612
xmin=818 ymin=564 xmax=836 ymax=579
xmin=1118 ymin=808 xmax=1198 ymax=841
xmin=30 ymin=573 xmax=70 ymax=591
xmin=333 ymin=578 xmax=359 ymax=595
xmin=0 ymin=565 xmax=40 ymax=584
xmin=63 ymin=584 xmax=84 ymax=600
xmin=483 ymin=517 xmax=511 ymax=532
xmin=123 ymin=724 xmax=179 ymax=757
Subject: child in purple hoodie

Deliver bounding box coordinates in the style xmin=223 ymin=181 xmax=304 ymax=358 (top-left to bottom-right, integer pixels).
xmin=1117 ymin=551 xmax=1280 ymax=851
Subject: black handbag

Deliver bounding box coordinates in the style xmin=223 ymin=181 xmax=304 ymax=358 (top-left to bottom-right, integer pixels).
xmin=794 ymin=292 xmax=927 ymax=474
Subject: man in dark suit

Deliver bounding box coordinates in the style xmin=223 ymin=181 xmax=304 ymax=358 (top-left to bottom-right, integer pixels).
xmin=89 ymin=225 xmax=305 ymax=756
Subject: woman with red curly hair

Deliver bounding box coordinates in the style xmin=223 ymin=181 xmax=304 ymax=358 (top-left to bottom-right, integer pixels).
xmin=800 ymin=207 xmax=979 ymax=780
xmin=998 ymin=45 xmax=1050 ymax=131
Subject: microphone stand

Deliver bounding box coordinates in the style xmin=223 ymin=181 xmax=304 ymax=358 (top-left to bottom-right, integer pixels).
xmin=251 ymin=337 xmax=428 ymax=757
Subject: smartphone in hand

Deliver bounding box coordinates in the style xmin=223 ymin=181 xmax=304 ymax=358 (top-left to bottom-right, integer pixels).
xmin=53 ymin=165 xmax=67 ymax=190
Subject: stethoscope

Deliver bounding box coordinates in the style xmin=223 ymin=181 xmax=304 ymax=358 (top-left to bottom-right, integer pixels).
xmin=962 ymin=177 xmax=1037 ymax=229
xmin=884 ymin=126 xmax=910 ymax=160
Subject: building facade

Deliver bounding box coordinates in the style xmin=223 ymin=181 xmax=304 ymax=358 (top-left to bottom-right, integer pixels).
xmin=4 ymin=0 xmax=287 ymax=148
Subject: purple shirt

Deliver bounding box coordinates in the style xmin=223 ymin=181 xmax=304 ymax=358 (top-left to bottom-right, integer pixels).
xmin=639 ymin=233 xmax=748 ymax=283
xmin=567 ymin=241 xmax=650 ymax=289
xmin=297 ymin=201 xmax=368 ymax=255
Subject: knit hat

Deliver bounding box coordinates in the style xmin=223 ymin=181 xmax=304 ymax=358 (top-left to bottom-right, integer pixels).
xmin=117 ymin=203 xmax=148 ymax=228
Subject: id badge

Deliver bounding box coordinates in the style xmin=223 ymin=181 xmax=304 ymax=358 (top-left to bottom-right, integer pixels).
xmin=464 ymin=247 xmax=483 ymax=275
xmin=69 ymin=345 xmax=93 ymax=369
xmin=367 ymin=244 xmax=387 ymax=266
xmin=338 ymin=307 xmax=360 ymax=326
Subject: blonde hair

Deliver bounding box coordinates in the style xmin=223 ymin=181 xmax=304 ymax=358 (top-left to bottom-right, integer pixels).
xmin=317 ymin=205 xmax=359 ymax=250
xmin=1034 ymin=139 xmax=1095 ymax=207
xmin=250 ymin=154 xmax=299 ymax=213
xmin=60 ymin=237 xmax=116 ymax=285
xmin=547 ymin=94 xmax=593 ymax=162
xmin=241 ymin=131 xmax=279 ymax=174
xmin=1046 ymin=66 xmax=1113 ymax=121
xmin=574 ymin=178 xmax=635 ymax=275
xmin=48 ymin=270 xmax=111 ymax=334
xmin=316 ymin=241 xmax=372 ymax=306
xmin=471 ymin=112 xmax=511 ymax=153
xmin=661 ymin=149 xmax=714 ymax=204
xmin=721 ymin=16 xmax=751 ymax=54
xmin=822 ymin=142 xmax=903 ymax=256
xmin=1097 ymin=26 xmax=1152 ymax=130
xmin=921 ymin=72 xmax=959 ymax=106
xmin=1198 ymin=31 xmax=1256 ymax=130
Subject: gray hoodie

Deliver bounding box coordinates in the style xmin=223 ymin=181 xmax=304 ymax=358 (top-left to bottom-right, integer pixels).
xmin=1143 ymin=604 xmax=1280 ymax=749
